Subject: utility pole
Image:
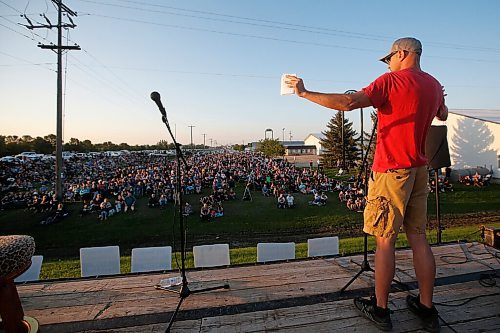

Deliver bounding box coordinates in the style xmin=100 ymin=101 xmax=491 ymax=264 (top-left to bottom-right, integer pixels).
xmin=23 ymin=0 xmax=80 ymax=201
xmin=188 ymin=125 xmax=195 ymax=148
xmin=202 ymin=133 xmax=207 ymax=149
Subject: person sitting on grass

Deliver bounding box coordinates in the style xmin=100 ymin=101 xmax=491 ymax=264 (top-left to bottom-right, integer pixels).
xmin=286 ymin=193 xmax=295 ymax=208
xmin=148 ymin=193 xmax=159 ymax=208
xmin=124 ymin=191 xmax=136 ymax=212
xmin=310 ymin=192 xmax=323 ymax=206
xmin=277 ymin=193 xmax=286 ymax=209
xmin=320 ymin=192 xmax=328 ymax=205
xmin=262 ymin=183 xmax=271 ymax=197
xmin=99 ymin=198 xmax=112 ymax=221
xmin=200 ymin=203 xmax=211 ymax=221
xmin=212 ymin=202 xmax=224 ymax=218
xmin=184 ymin=202 xmax=193 ymax=215
xmin=158 ymin=194 xmax=167 ymax=208
xmin=114 ymin=194 xmax=124 ymax=213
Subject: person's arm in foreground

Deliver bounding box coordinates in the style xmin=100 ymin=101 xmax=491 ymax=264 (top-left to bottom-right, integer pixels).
xmin=285 ymin=75 xmax=373 ymax=111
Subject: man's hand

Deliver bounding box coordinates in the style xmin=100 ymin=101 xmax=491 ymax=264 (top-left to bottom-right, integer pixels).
xmin=285 ymin=75 xmax=307 ymax=97
xmin=436 ymin=85 xmax=448 ymax=121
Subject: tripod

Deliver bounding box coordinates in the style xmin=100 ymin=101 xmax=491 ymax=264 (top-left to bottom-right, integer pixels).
xmin=340 ymin=116 xmax=377 ymax=293
xmin=242 ymin=182 xmax=253 ymax=201
xmin=150 ymin=92 xmax=229 ymax=333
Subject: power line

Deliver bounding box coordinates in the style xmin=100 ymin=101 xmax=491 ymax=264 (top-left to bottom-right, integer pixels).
xmin=79 ymin=12 xmax=500 ymax=64
xmin=80 ymin=0 xmax=500 ymax=54
xmin=0 ymin=49 xmax=56 ymax=71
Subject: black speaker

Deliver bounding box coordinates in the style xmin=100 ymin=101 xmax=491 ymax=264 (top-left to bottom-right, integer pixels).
xmin=425 ymin=125 xmax=451 ymax=170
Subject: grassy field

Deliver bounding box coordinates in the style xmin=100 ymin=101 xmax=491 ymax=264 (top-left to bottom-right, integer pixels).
xmin=1 ymin=179 xmax=499 ymax=280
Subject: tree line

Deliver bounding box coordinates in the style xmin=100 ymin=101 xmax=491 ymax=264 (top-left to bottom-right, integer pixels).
xmin=0 ymin=134 xmax=188 ymax=156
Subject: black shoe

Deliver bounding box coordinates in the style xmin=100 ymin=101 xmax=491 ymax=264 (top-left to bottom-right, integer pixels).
xmin=354 ymin=296 xmax=393 ymax=331
xmin=406 ymin=295 xmax=440 ymax=332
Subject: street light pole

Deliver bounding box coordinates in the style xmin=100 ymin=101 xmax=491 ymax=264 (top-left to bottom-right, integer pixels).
xmin=282 ymin=128 xmax=285 ymax=142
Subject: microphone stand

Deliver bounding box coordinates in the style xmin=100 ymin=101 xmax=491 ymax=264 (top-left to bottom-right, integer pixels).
xmin=153 ymin=99 xmax=229 ymax=333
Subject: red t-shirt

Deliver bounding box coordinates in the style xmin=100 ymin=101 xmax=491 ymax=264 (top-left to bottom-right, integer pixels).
xmin=362 ymin=68 xmax=444 ymax=172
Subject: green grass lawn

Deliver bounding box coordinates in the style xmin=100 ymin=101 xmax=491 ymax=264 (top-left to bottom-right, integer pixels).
xmin=2 ymin=181 xmax=499 ymax=280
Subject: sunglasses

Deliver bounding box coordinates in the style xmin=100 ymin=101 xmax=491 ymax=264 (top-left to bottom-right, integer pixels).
xmin=383 ymin=51 xmax=398 ymax=65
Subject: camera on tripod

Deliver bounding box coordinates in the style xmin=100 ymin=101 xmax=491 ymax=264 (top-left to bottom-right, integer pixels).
xmin=242 ymin=172 xmax=254 ymax=201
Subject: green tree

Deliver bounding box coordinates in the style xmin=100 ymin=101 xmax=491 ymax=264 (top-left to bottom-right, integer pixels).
xmin=0 ymin=135 xmax=6 ymax=156
xmin=44 ymin=134 xmax=57 ymax=146
xmin=320 ymin=111 xmax=359 ymax=168
xmin=21 ymin=135 xmax=33 ymax=143
xmin=156 ymin=140 xmax=170 ymax=150
xmin=81 ymin=140 xmax=93 ymax=152
xmin=360 ymin=110 xmax=378 ymax=168
xmin=257 ymin=138 xmax=285 ymax=157
xmin=232 ymin=144 xmax=245 ymax=152
xmin=64 ymin=138 xmax=84 ymax=152
xmin=33 ymin=136 xmax=54 ymax=154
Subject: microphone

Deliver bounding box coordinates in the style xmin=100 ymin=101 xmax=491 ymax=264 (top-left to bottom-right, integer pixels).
xmin=150 ymin=91 xmax=166 ymax=118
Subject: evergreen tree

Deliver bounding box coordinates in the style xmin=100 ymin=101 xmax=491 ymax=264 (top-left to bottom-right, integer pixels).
xmin=360 ymin=110 xmax=378 ymax=168
xmin=320 ymin=111 xmax=359 ymax=168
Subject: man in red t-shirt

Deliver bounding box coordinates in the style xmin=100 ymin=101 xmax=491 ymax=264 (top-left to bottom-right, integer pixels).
xmin=286 ymin=37 xmax=447 ymax=332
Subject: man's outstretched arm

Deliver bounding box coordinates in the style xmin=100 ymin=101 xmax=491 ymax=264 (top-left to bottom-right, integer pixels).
xmin=285 ymin=75 xmax=373 ymax=111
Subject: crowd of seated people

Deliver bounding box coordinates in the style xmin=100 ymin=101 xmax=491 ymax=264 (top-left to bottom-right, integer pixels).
xmin=1 ymin=150 xmax=387 ymax=222
xmin=429 ymin=176 xmax=454 ymax=193
xmin=459 ymin=171 xmax=491 ymax=187
xmin=199 ymin=194 xmax=224 ymax=221
xmin=338 ymin=182 xmax=366 ymax=212
xmin=309 ymin=191 xmax=328 ymax=206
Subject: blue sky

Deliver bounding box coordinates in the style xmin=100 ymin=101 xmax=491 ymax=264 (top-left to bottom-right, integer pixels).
xmin=1 ymin=0 xmax=499 ymax=146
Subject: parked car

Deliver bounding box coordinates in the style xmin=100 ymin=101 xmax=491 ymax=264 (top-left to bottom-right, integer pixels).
xmin=0 ymin=156 xmax=17 ymax=163
xmin=15 ymin=152 xmax=43 ymax=160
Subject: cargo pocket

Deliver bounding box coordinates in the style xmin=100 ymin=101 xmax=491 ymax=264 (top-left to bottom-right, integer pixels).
xmin=363 ymin=196 xmax=394 ymax=237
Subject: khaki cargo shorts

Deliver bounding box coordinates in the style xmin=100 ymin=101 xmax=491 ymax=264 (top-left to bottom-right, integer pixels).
xmin=363 ymin=166 xmax=429 ymax=238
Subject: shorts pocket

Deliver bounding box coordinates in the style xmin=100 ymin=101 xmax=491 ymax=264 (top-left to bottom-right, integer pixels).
xmin=363 ymin=196 xmax=394 ymax=237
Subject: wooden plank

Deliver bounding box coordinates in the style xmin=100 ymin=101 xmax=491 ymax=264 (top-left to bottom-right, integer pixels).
xmin=14 ymin=243 xmax=500 ymax=333
xmin=198 ymin=281 xmax=499 ymax=333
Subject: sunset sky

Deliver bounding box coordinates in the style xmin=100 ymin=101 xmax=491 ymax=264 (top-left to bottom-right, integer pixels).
xmin=1 ymin=0 xmax=499 ymax=146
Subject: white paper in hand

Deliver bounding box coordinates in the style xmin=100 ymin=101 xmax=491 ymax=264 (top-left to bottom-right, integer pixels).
xmin=280 ymin=73 xmax=296 ymax=95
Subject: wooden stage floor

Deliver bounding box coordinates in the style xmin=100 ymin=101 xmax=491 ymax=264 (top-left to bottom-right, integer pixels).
xmin=15 ymin=242 xmax=500 ymax=332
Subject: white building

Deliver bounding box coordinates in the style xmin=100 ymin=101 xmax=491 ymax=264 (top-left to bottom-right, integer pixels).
xmin=304 ymin=133 xmax=326 ymax=155
xmin=433 ymin=109 xmax=500 ymax=178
